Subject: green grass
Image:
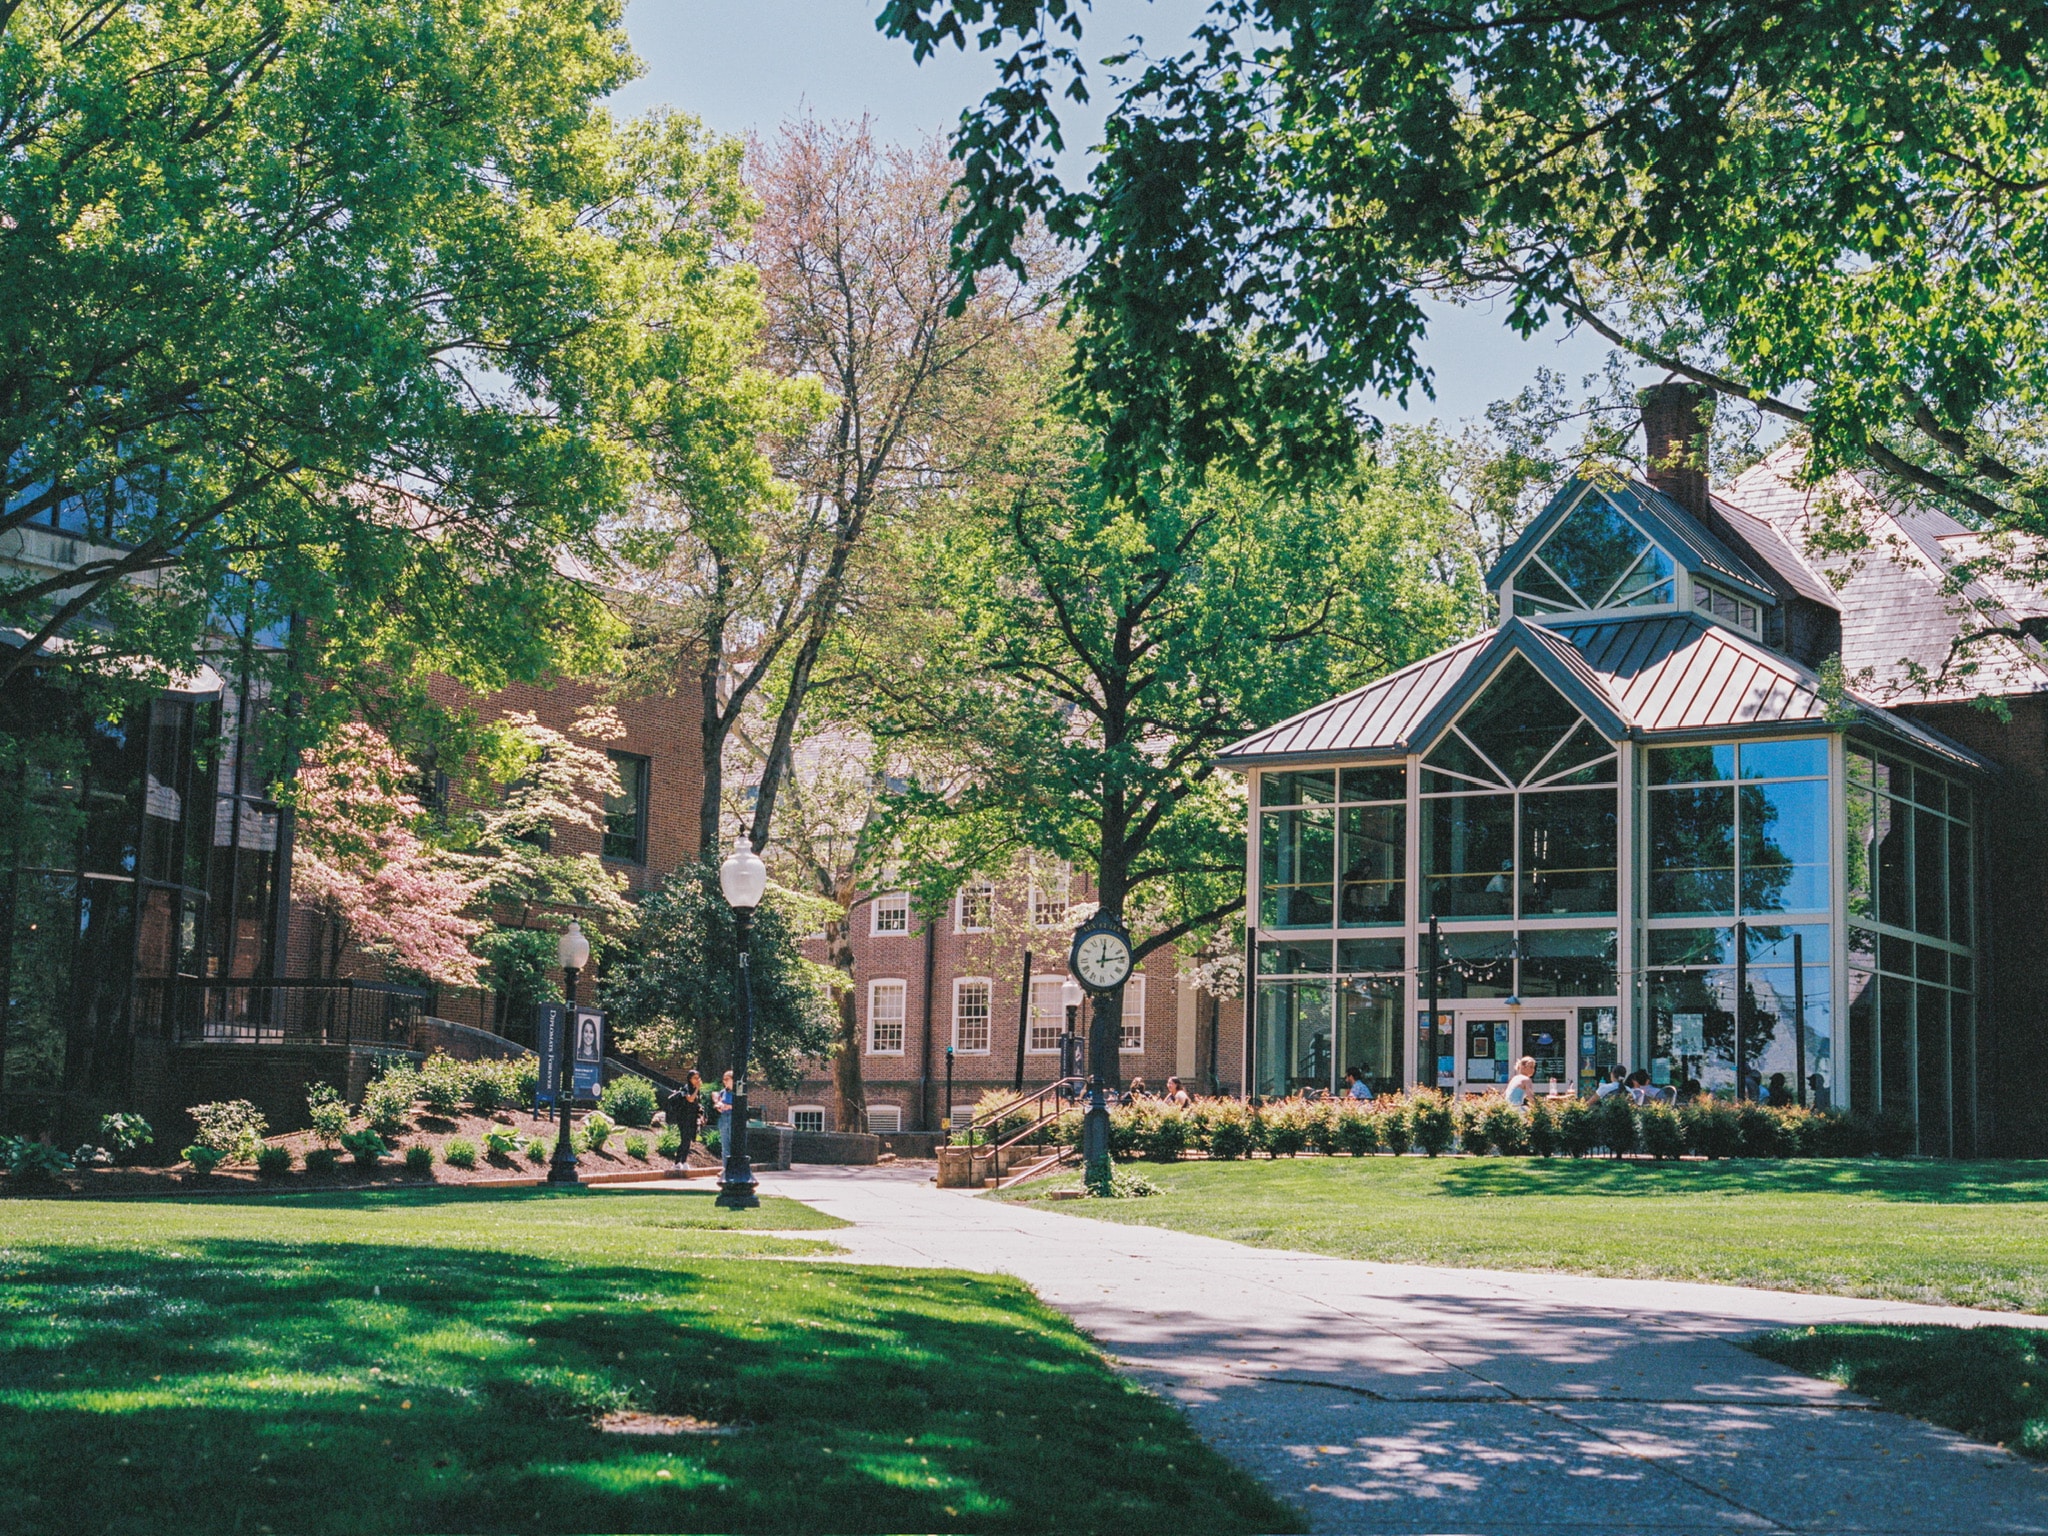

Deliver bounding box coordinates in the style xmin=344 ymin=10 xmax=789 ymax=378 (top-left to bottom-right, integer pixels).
xmin=1749 ymin=1325 xmax=2048 ymax=1458
xmin=0 ymin=1188 xmax=1295 ymax=1536
xmin=1000 ymin=1156 xmax=2048 ymax=1311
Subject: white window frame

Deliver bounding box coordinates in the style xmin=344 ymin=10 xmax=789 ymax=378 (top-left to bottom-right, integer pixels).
xmin=1120 ymin=974 xmax=1147 ymax=1053
xmin=952 ymin=976 xmax=993 ymax=1054
xmin=866 ymin=978 xmax=907 ymax=1055
xmin=866 ymin=1104 xmax=902 ymax=1134
xmin=1027 ymin=976 xmax=1067 ymax=1053
xmin=955 ymin=881 xmax=995 ymax=933
xmin=1028 ymin=861 xmax=1071 ymax=928
xmin=871 ymin=890 xmax=911 ymax=936
xmin=790 ymin=1105 xmax=826 ymax=1133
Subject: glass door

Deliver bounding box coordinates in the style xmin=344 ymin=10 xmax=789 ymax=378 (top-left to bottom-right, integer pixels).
xmin=1462 ymin=1015 xmax=1510 ymax=1088
xmin=1517 ymin=1016 xmax=1572 ymax=1097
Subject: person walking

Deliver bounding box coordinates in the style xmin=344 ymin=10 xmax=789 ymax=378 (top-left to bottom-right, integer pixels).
xmin=665 ymin=1069 xmax=703 ymax=1165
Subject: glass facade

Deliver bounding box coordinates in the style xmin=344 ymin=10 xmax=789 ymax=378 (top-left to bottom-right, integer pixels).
xmin=1510 ymin=495 xmax=1675 ymax=618
xmin=1259 ymin=767 xmax=1403 ymax=930
xmin=1844 ymin=743 xmax=1975 ymax=1153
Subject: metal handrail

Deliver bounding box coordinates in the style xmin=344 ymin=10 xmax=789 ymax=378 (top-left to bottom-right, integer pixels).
xmin=954 ymin=1075 xmax=1086 ymax=1153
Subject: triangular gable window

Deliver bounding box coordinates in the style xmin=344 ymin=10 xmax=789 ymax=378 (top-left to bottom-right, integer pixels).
xmin=1423 ymin=654 xmax=1617 ymax=790
xmin=1512 ymin=496 xmax=1674 ymax=617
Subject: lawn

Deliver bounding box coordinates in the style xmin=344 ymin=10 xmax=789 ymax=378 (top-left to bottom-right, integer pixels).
xmin=0 ymin=1187 xmax=1296 ymax=1536
xmin=1002 ymin=1157 xmax=2048 ymax=1312
xmin=1749 ymin=1325 xmax=2048 ymax=1460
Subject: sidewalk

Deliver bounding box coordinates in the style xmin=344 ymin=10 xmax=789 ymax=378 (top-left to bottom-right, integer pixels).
xmin=754 ymin=1165 xmax=2048 ymax=1535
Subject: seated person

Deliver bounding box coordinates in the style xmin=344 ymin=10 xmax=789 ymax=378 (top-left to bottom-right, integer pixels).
xmin=1807 ymin=1073 xmax=1832 ymax=1112
xmin=1765 ymin=1071 xmax=1794 ymax=1105
xmin=1342 ymin=1068 xmax=1375 ymax=1102
xmin=1593 ymin=1064 xmax=1628 ymax=1100
xmin=1163 ymin=1076 xmax=1192 ymax=1108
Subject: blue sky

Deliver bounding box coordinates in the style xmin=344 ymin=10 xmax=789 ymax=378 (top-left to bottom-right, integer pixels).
xmin=614 ymin=0 xmax=1620 ymax=428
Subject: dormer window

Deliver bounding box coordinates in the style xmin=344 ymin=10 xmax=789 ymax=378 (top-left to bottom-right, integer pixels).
xmin=1693 ymin=579 xmax=1760 ymax=637
xmin=1510 ymin=498 xmax=1675 ymax=618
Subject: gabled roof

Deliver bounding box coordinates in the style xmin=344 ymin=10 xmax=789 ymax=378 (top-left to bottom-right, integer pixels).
xmin=1487 ymin=476 xmax=1778 ymax=605
xmin=1217 ymin=611 xmax=1991 ymax=772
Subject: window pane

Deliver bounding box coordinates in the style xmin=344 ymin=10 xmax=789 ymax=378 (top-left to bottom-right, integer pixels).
xmin=1649 ymin=785 xmax=1735 ymax=916
xmin=1424 ymin=730 xmax=1504 ymax=787
xmin=1876 ymin=796 xmax=1909 ymax=928
xmin=1514 ymin=558 xmax=1579 ymax=609
xmin=1740 ymin=779 xmax=1829 ymax=914
xmin=1339 ymin=803 xmax=1405 ymax=926
xmin=1948 ymin=817 xmax=1972 ymax=948
xmin=1648 ymin=744 xmax=1735 ymax=784
xmin=1846 ymin=784 xmax=1875 ymax=921
xmin=1519 ymin=788 xmax=1617 ymax=916
xmin=1535 ymin=500 xmax=1649 ymax=606
xmin=1338 ymin=978 xmax=1403 ymax=1095
xmin=1610 ymin=545 xmax=1675 ymax=604
xmin=1338 ymin=936 xmax=1405 ymax=972
xmin=1455 ymin=654 xmax=1583 ymax=783
xmin=1913 ymin=808 xmax=1948 ymax=939
xmin=1257 ymin=938 xmax=1332 ymax=975
xmin=1880 ymin=974 xmax=1914 ymax=1120
xmin=602 ymin=752 xmax=647 ymax=861
xmin=1646 ymin=967 xmax=1735 ymax=1095
xmin=1254 ymin=982 xmax=1333 ymax=1097
xmin=1917 ymin=771 xmax=1948 ymax=815
xmin=1519 ymin=929 xmax=1617 ymax=996
xmin=1422 ymin=793 xmax=1514 ymax=919
xmin=1739 ymin=738 xmax=1827 ymax=779
xmin=1648 ymin=926 xmax=1733 ymax=966
xmin=1340 ymin=764 xmax=1405 ymax=803
xmin=1848 ymin=745 xmax=1875 ymax=786
xmin=1260 ymin=808 xmax=1335 ymax=928
xmin=1847 ymin=967 xmax=1876 ymax=1113
xmin=1533 ymin=720 xmax=1614 ymax=784
xmin=954 ymin=981 xmax=991 ymax=1052
xmin=1620 ymin=578 xmax=1674 ymax=608
xmin=1423 ymin=930 xmax=1515 ymax=999
xmin=1262 ymin=770 xmax=1335 ymax=806
xmin=1917 ymin=983 xmax=1950 ymax=1155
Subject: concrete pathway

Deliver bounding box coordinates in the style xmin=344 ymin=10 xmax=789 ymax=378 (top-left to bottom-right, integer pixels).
xmin=748 ymin=1165 xmax=2048 ymax=1536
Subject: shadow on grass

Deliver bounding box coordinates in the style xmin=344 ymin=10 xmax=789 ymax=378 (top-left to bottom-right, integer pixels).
xmin=1427 ymin=1158 xmax=2048 ymax=1204
xmin=0 ymin=1237 xmax=1293 ymax=1536
xmin=1749 ymin=1324 xmax=2048 ymax=1458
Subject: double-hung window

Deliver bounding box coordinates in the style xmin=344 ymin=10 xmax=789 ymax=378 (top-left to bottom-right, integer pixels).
xmin=867 ymin=980 xmax=906 ymax=1054
xmin=953 ymin=978 xmax=992 ymax=1053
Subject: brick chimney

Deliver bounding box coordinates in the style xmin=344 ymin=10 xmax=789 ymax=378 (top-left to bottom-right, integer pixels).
xmin=1639 ymin=381 xmax=1715 ymax=520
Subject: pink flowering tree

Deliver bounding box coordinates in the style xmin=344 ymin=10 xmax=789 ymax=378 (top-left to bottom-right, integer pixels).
xmin=293 ymin=722 xmax=485 ymax=985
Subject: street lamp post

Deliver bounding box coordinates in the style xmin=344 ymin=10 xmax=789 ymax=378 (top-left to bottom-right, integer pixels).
xmin=1060 ymin=977 xmax=1083 ymax=1094
xmin=547 ymin=921 xmax=590 ymax=1186
xmin=943 ymin=1045 xmax=954 ymax=1146
xmin=717 ymin=836 xmax=767 ymax=1210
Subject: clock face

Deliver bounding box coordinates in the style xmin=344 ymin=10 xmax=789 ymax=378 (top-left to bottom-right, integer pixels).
xmin=1073 ymin=930 xmax=1133 ymax=990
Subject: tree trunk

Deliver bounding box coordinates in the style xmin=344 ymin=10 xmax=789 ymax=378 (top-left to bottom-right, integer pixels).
xmin=696 ymin=560 xmax=731 ymax=863
xmin=825 ymin=918 xmax=867 ymax=1133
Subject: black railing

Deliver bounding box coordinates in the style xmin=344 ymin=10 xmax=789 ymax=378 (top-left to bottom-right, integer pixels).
xmin=138 ymin=977 xmax=431 ymax=1050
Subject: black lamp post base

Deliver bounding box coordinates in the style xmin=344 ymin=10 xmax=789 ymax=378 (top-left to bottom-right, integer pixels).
xmin=715 ymin=1177 xmax=759 ymax=1209
xmin=546 ymin=1158 xmax=581 ymax=1186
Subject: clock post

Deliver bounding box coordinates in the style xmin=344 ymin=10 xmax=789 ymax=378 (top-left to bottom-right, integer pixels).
xmin=1069 ymin=913 xmax=1134 ymax=1196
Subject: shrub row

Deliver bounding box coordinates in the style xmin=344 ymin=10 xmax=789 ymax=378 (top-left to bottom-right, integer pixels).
xmin=1033 ymin=1092 xmax=1920 ymax=1162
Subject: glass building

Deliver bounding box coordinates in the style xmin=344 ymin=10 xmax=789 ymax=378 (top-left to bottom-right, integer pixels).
xmin=1222 ymin=462 xmax=1993 ymax=1153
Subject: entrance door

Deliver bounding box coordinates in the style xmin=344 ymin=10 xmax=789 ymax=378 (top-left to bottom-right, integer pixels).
xmin=1453 ymin=1011 xmax=1574 ymax=1094
xmin=1518 ymin=1016 xmax=1571 ymax=1097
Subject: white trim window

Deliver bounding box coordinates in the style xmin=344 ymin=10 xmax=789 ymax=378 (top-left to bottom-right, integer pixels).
xmin=955 ymin=881 xmax=995 ymax=933
xmin=791 ymin=1105 xmax=826 ymax=1133
xmin=867 ymin=979 xmax=907 ymax=1054
xmin=1120 ymin=974 xmax=1147 ymax=1053
xmin=871 ymin=890 xmax=911 ymax=936
xmin=953 ymin=977 xmax=993 ymax=1053
xmin=1028 ymin=861 xmax=1071 ymax=928
xmin=867 ymin=1104 xmax=902 ymax=1134
xmin=1027 ymin=976 xmax=1067 ymax=1053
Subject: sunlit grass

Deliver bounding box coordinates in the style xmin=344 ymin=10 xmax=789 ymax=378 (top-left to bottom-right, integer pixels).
xmin=1002 ymin=1156 xmax=2048 ymax=1311
xmin=0 ymin=1187 xmax=1296 ymax=1535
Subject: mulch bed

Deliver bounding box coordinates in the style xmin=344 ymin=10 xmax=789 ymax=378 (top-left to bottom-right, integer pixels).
xmin=14 ymin=1109 xmax=722 ymax=1198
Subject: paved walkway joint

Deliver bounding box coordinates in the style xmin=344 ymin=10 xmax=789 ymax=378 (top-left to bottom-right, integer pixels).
xmin=752 ymin=1165 xmax=2048 ymax=1536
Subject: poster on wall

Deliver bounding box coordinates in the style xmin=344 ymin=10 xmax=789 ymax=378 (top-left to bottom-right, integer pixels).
xmin=1674 ymin=1012 xmax=1706 ymax=1056
xmin=1418 ymin=1011 xmax=1454 ymax=1087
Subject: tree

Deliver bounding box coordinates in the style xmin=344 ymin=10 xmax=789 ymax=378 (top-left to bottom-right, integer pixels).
xmin=867 ymin=376 xmax=1474 ymax=1060
xmin=605 ymin=865 xmax=838 ymax=1090
xmin=1 ymin=2 xmax=784 ymax=724
xmin=881 ymin=0 xmax=2048 ymax=541
xmin=293 ymin=725 xmax=485 ymax=986
xmin=616 ymin=116 xmax=1044 ymax=861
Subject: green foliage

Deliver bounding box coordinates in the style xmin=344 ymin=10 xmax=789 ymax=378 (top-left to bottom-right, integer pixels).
xmin=886 ymin=0 xmax=2048 ymax=544
xmin=606 ymin=863 xmax=836 ymax=1090
xmin=1682 ymin=1100 xmax=1743 ymax=1159
xmin=1592 ymin=1094 xmax=1639 ymax=1158
xmin=255 ymin=1144 xmax=294 ymax=1179
xmin=1378 ymin=1100 xmax=1415 ymax=1156
xmin=1333 ymin=1101 xmax=1383 ymax=1156
xmin=1261 ymin=1100 xmax=1310 ymax=1158
xmin=415 ymin=1055 xmax=467 ymax=1118
xmin=962 ymin=1089 xmax=1037 ymax=1146
xmin=1478 ymin=1101 xmax=1531 ymax=1157
xmin=483 ymin=1127 xmax=522 ymax=1162
xmin=701 ymin=1125 xmax=722 ymax=1157
xmin=1527 ymin=1099 xmax=1560 ymax=1158
xmin=464 ymin=1059 xmax=521 ymax=1116
xmin=624 ymin=1136 xmax=650 ymax=1162
xmin=1198 ymin=1099 xmax=1257 ymax=1161
xmin=186 ymin=1101 xmax=267 ymax=1163
xmin=341 ymin=1130 xmax=388 ymax=1169
xmin=1736 ymin=1103 xmax=1788 ymax=1159
xmin=1409 ymin=1093 xmax=1455 ymax=1157
xmin=581 ymin=1113 xmax=614 ymax=1154
xmin=0 ymin=0 xmax=796 ymax=728
xmin=2 ymin=1138 xmax=72 ymax=1182
xmin=599 ymin=1076 xmax=658 ymax=1130
xmin=511 ymin=1058 xmax=541 ymax=1113
xmin=306 ymin=1083 xmax=349 ymax=1146
xmin=525 ymin=1138 xmax=550 ymax=1164
xmin=180 ymin=1145 xmax=222 ymax=1177
xmin=441 ymin=1139 xmax=478 ymax=1171
xmin=405 ymin=1144 xmax=437 ymax=1176
xmin=1088 ymin=1168 xmax=1163 ymax=1199
xmin=361 ymin=1068 xmax=419 ymax=1141
xmin=1555 ymin=1098 xmax=1599 ymax=1158
xmin=303 ymin=1148 xmax=340 ymax=1178
xmin=96 ymin=1114 xmax=154 ymax=1163
xmin=657 ymin=1124 xmax=684 ymax=1161
xmin=1637 ymin=1102 xmax=1686 ymax=1161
